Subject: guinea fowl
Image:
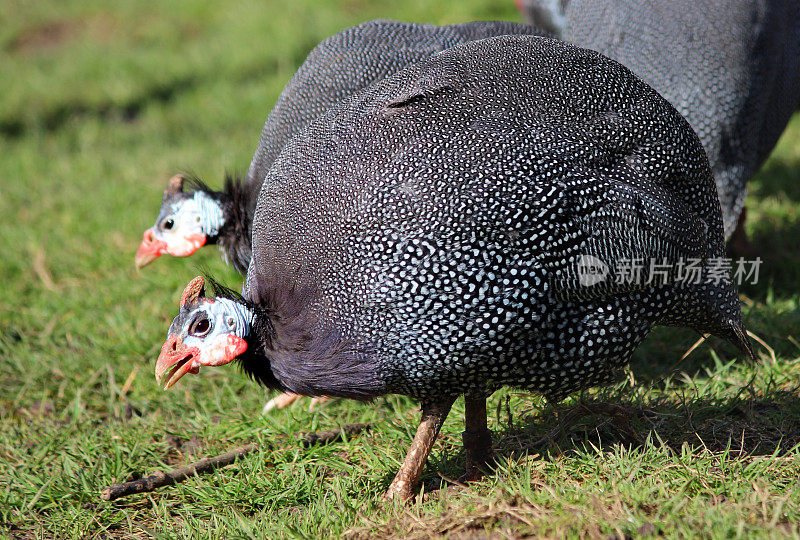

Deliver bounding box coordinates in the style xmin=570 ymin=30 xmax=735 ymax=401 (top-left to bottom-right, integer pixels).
xmin=136 ymin=19 xmax=543 ymax=412
xmin=134 ymin=19 xmax=543 ymax=273
xmin=154 ymin=35 xmax=753 ymax=500
xmin=518 ymin=0 xmax=800 ymax=250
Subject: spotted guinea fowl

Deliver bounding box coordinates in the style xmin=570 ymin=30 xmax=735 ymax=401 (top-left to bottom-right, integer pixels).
xmin=136 ymin=19 xmax=544 ymax=413
xmin=518 ymin=0 xmax=800 ymax=251
xmin=153 ymin=35 xmax=753 ymax=500
xmin=134 ymin=19 xmax=544 ymax=273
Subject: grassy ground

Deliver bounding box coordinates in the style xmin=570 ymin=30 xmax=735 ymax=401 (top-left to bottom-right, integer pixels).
xmin=2 ymin=0 xmax=800 ymax=537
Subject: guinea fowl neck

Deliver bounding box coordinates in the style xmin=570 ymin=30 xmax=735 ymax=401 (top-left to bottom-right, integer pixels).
xmin=234 ymin=280 xmax=385 ymax=400
xmin=215 ymin=174 xmax=253 ymax=275
xmin=235 ymin=305 xmax=282 ymax=389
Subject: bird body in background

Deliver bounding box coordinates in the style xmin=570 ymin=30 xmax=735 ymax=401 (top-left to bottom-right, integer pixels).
xmin=136 ymin=19 xmax=544 ymax=411
xmin=518 ymin=0 xmax=800 ymax=249
xmin=154 ymin=35 xmax=752 ymax=499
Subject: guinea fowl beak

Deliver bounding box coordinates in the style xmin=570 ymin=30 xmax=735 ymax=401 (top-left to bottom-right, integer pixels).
xmin=155 ymin=334 xmax=200 ymax=389
xmin=135 ymin=228 xmax=167 ymax=270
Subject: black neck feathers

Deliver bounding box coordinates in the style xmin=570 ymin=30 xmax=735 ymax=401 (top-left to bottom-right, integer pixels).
xmin=236 ymin=305 xmax=283 ymax=389
xmin=185 ymin=174 xmax=252 ymax=275
xmin=202 ymin=277 xmax=281 ymax=388
xmin=235 ymin=277 xmax=385 ymax=400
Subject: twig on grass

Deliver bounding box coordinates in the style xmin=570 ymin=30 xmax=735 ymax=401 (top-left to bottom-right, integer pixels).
xmin=300 ymin=422 xmax=370 ymax=446
xmin=681 ymin=334 xmax=709 ymax=360
xmin=100 ymin=423 xmax=370 ymax=501
xmin=100 ymin=443 xmax=259 ymax=501
xmin=31 ymin=246 xmax=57 ymax=291
xmin=746 ymin=330 xmax=776 ymax=363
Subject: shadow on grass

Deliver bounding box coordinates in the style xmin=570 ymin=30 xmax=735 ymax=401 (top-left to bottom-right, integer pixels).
xmin=501 ymin=391 xmax=800 ymax=456
xmin=417 ymin=388 xmax=800 ymax=492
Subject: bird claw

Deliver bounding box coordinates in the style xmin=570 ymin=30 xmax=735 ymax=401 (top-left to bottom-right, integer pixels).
xmin=307 ymin=396 xmax=332 ymax=411
xmin=262 ymin=393 xmax=333 ymax=414
xmin=261 ymin=392 xmax=302 ymax=414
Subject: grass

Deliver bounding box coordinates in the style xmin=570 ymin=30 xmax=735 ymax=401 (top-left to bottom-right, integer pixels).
xmin=1 ymin=0 xmax=800 ymax=537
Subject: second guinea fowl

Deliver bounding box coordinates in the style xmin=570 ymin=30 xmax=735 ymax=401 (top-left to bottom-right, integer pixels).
xmin=154 ymin=35 xmax=753 ymax=500
xmin=133 ymin=19 xmax=543 ymax=273
xmin=519 ymin=0 xmax=800 ymax=250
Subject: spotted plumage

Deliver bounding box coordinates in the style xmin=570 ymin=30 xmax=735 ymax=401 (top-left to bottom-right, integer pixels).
xmin=231 ymin=34 xmax=752 ymax=403
xmin=245 ymin=20 xmax=546 ymax=202
xmin=520 ymin=0 xmax=800 ymax=240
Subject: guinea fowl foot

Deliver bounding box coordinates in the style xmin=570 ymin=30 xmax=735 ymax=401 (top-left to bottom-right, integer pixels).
xmin=384 ymin=399 xmax=455 ymax=502
xmin=261 ymin=392 xmax=302 ymax=413
xmin=459 ymin=429 xmax=495 ymax=482
xmin=261 ymin=393 xmax=332 ymax=413
xmin=307 ymin=396 xmax=332 ymax=411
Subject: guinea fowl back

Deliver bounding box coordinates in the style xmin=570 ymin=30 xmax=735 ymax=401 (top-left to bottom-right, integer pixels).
xmin=246 ymin=35 xmax=750 ymax=401
xmin=558 ymin=0 xmax=800 ymax=239
xmin=242 ymin=19 xmax=544 ymax=204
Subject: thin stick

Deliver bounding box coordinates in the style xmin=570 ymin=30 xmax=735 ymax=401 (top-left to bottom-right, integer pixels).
xmin=681 ymin=334 xmax=709 ymax=360
xmin=120 ymin=367 xmax=138 ymax=396
xmin=31 ymin=246 xmax=56 ymax=291
xmin=100 ymin=423 xmax=370 ymax=501
xmin=746 ymin=330 xmax=775 ymax=363
xmin=100 ymin=444 xmax=258 ymax=501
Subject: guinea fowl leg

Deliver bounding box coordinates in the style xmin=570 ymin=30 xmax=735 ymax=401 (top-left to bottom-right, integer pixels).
xmin=385 ymin=398 xmax=455 ymax=501
xmin=460 ymin=395 xmax=494 ymax=482
xmin=730 ymin=207 xmax=757 ymax=257
xmin=307 ymin=396 xmax=332 ymax=411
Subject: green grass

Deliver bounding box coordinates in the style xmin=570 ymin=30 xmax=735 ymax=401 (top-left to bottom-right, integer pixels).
xmin=2 ymin=0 xmax=800 ymax=537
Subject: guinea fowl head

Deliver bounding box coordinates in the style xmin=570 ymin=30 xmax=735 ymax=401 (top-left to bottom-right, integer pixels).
xmin=135 ymin=175 xmax=225 ymax=269
xmin=155 ymin=276 xmax=255 ymax=389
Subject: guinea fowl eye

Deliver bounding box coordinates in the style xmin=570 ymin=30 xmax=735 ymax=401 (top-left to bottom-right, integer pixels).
xmin=190 ymin=317 xmax=211 ymax=337
xmin=162 ymin=218 xmax=174 ymax=231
